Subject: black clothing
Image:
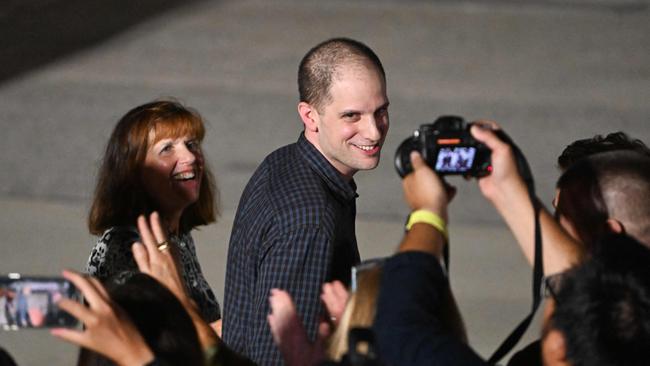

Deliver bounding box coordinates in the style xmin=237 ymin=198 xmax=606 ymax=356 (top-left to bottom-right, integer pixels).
xmin=223 ymin=133 xmax=360 ymax=365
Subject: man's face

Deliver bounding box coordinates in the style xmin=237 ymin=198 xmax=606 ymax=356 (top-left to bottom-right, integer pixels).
xmin=310 ymin=63 xmax=389 ymax=179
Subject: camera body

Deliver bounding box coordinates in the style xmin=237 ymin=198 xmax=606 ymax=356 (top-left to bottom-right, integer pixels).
xmin=394 ymin=116 xmax=492 ymax=178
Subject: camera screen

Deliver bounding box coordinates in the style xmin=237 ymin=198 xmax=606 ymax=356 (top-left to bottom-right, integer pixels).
xmin=0 ymin=277 xmax=77 ymax=329
xmin=435 ymin=146 xmax=476 ymax=173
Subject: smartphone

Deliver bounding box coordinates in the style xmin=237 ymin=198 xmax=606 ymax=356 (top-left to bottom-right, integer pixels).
xmin=0 ymin=273 xmax=80 ymax=330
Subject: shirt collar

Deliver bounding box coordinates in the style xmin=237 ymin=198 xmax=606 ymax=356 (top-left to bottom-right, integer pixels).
xmin=298 ymin=132 xmax=358 ymax=201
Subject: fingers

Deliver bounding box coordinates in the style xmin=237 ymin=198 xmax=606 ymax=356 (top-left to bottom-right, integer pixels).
xmin=50 ymin=327 xmax=91 ymax=349
xmin=137 ymin=215 xmax=158 ymax=254
xmin=316 ymin=321 xmax=331 ymax=343
xmin=470 ymin=123 xmax=505 ymax=152
xmin=409 ymin=151 xmax=426 ymax=170
xmin=87 ymin=276 xmax=109 ymax=300
xmin=149 ymin=212 xmax=167 ymax=245
xmin=132 ymin=242 xmax=150 ymax=274
xmin=56 ymin=298 xmax=93 ymax=326
xmin=329 ymin=281 xmax=348 ymax=299
xmin=62 ymin=270 xmax=106 ymax=308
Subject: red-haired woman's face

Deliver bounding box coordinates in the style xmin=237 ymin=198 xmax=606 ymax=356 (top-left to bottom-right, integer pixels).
xmin=140 ymin=132 xmax=204 ymax=217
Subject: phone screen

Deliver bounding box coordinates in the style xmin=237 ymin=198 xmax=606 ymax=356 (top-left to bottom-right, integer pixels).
xmin=435 ymin=146 xmax=477 ymax=173
xmin=0 ymin=275 xmax=79 ymax=330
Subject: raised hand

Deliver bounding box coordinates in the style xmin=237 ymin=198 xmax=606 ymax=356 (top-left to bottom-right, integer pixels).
xmin=132 ymin=212 xmax=186 ymax=302
xmin=51 ymin=270 xmax=154 ymax=366
xmin=320 ymin=280 xmax=349 ymax=325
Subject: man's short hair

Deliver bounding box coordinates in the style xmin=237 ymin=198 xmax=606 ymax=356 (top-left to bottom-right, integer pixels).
xmin=557 ymin=150 xmax=650 ymax=247
xmin=298 ymin=37 xmax=385 ymax=112
xmin=550 ymin=234 xmax=650 ymax=366
xmin=557 ymin=132 xmax=650 ymax=171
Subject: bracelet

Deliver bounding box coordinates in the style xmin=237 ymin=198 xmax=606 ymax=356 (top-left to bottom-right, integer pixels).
xmin=406 ymin=209 xmax=448 ymax=240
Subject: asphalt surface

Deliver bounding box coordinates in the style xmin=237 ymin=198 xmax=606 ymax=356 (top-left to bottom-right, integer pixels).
xmin=0 ymin=0 xmax=648 ymax=364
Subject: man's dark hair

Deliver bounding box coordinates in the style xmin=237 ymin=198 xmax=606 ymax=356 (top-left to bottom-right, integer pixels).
xmin=550 ymin=234 xmax=650 ymax=366
xmin=298 ymin=37 xmax=385 ymax=112
xmin=557 ymin=132 xmax=650 ymax=171
xmin=556 ymin=150 xmax=650 ymax=248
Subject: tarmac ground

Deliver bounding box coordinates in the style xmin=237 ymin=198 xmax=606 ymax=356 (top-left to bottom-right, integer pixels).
xmin=0 ymin=0 xmax=648 ymax=364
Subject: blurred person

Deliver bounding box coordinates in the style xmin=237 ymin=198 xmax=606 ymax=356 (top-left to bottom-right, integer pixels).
xmin=0 ymin=347 xmax=17 ymax=366
xmin=373 ymin=148 xmax=650 ymax=366
xmin=132 ymin=213 xmax=255 ymax=366
xmin=541 ymin=233 xmax=650 ymax=366
xmin=1 ymin=289 xmax=16 ymax=327
xmin=86 ymin=100 xmax=221 ymax=326
xmin=554 ymin=150 xmax=650 ymax=249
xmin=327 ymin=264 xmax=382 ymax=362
xmin=509 ymin=149 xmax=650 ymax=366
xmin=223 ymin=37 xmax=390 ymax=364
xmin=556 ymin=131 xmax=650 ymax=171
xmin=56 ymin=213 xmax=256 ymax=366
xmin=76 ymin=272 xmax=204 ymax=366
xmin=15 ymin=286 xmax=31 ymax=327
xmin=0 ymin=288 xmax=7 ymax=326
xmin=52 ymin=270 xmax=159 ymax=366
xmin=265 ymin=265 xmax=382 ymax=366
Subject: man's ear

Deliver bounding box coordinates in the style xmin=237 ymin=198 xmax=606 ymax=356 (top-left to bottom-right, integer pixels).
xmin=606 ymin=218 xmax=625 ymax=234
xmin=543 ymin=329 xmax=569 ymax=366
xmin=298 ymin=102 xmax=319 ymax=133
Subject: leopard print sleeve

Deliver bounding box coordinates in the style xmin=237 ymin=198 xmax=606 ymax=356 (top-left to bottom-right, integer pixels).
xmin=86 ymin=226 xmax=141 ymax=281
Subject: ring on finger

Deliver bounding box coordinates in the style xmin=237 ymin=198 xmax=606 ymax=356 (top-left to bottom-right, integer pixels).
xmin=157 ymin=241 xmax=170 ymax=252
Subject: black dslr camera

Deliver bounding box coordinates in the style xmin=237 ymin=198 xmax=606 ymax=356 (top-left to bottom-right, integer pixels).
xmin=394 ymin=116 xmax=492 ymax=178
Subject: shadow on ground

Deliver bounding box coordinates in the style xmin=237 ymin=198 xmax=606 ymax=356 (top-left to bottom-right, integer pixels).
xmin=0 ymin=0 xmax=206 ymax=85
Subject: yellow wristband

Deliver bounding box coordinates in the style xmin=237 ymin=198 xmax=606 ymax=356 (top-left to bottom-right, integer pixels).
xmin=406 ymin=209 xmax=448 ymax=240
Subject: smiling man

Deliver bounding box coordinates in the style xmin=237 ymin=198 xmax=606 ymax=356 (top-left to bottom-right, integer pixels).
xmin=222 ymin=38 xmax=389 ymax=364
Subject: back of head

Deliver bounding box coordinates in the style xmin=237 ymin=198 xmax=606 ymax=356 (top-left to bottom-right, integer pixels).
xmin=78 ymin=273 xmax=203 ymax=366
xmin=557 ymin=132 xmax=650 ymax=171
xmin=328 ymin=266 xmax=382 ymax=361
xmin=550 ymin=234 xmax=650 ymax=366
xmin=298 ymin=38 xmax=385 ymax=112
xmin=556 ymin=150 xmax=650 ymax=248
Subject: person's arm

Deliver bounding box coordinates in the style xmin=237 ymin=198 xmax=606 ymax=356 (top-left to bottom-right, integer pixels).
xmin=131 ymin=213 xmax=219 ymax=351
xmin=374 ymin=152 xmax=483 ymax=365
xmin=471 ymin=124 xmax=583 ymax=274
xmin=250 ymin=226 xmax=332 ymax=365
xmin=51 ymin=270 xmax=154 ymax=366
xmin=398 ymin=151 xmax=450 ymax=258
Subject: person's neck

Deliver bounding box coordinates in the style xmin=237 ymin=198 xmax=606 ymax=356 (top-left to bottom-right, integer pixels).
xmin=160 ymin=211 xmax=182 ymax=235
xmin=304 ymin=131 xmax=356 ymax=182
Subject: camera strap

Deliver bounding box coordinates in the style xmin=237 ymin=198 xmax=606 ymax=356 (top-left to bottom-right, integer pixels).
xmin=487 ymin=135 xmax=544 ymax=365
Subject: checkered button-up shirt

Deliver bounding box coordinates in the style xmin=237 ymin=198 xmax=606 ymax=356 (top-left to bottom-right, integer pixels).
xmin=222 ymin=133 xmax=360 ymax=365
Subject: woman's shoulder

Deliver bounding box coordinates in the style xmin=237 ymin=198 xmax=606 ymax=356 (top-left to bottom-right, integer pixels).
xmin=96 ymin=226 xmax=141 ymax=246
xmin=87 ymin=226 xmax=140 ymax=279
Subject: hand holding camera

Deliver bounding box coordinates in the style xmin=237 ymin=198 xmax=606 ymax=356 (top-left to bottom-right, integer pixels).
xmin=395 ymin=116 xmax=492 ymax=178
xmin=402 ymin=151 xmax=452 ymax=221
xmin=468 ymin=122 xmax=530 ymax=208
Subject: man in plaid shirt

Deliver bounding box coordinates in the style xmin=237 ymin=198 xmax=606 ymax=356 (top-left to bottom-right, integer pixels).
xmin=222 ymin=37 xmax=390 ymax=365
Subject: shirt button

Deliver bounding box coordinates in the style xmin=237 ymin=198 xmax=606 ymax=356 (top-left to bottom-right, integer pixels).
xmin=180 ymin=242 xmax=186 ymax=248
xmin=192 ymin=281 xmax=198 ymax=287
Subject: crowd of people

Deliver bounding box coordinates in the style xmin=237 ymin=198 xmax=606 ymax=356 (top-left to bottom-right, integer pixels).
xmin=2 ymin=37 xmax=649 ymax=366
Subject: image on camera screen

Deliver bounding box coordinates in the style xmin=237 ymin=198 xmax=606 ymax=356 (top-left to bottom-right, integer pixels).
xmin=435 ymin=146 xmax=476 ymax=173
xmin=0 ymin=278 xmax=76 ymax=329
